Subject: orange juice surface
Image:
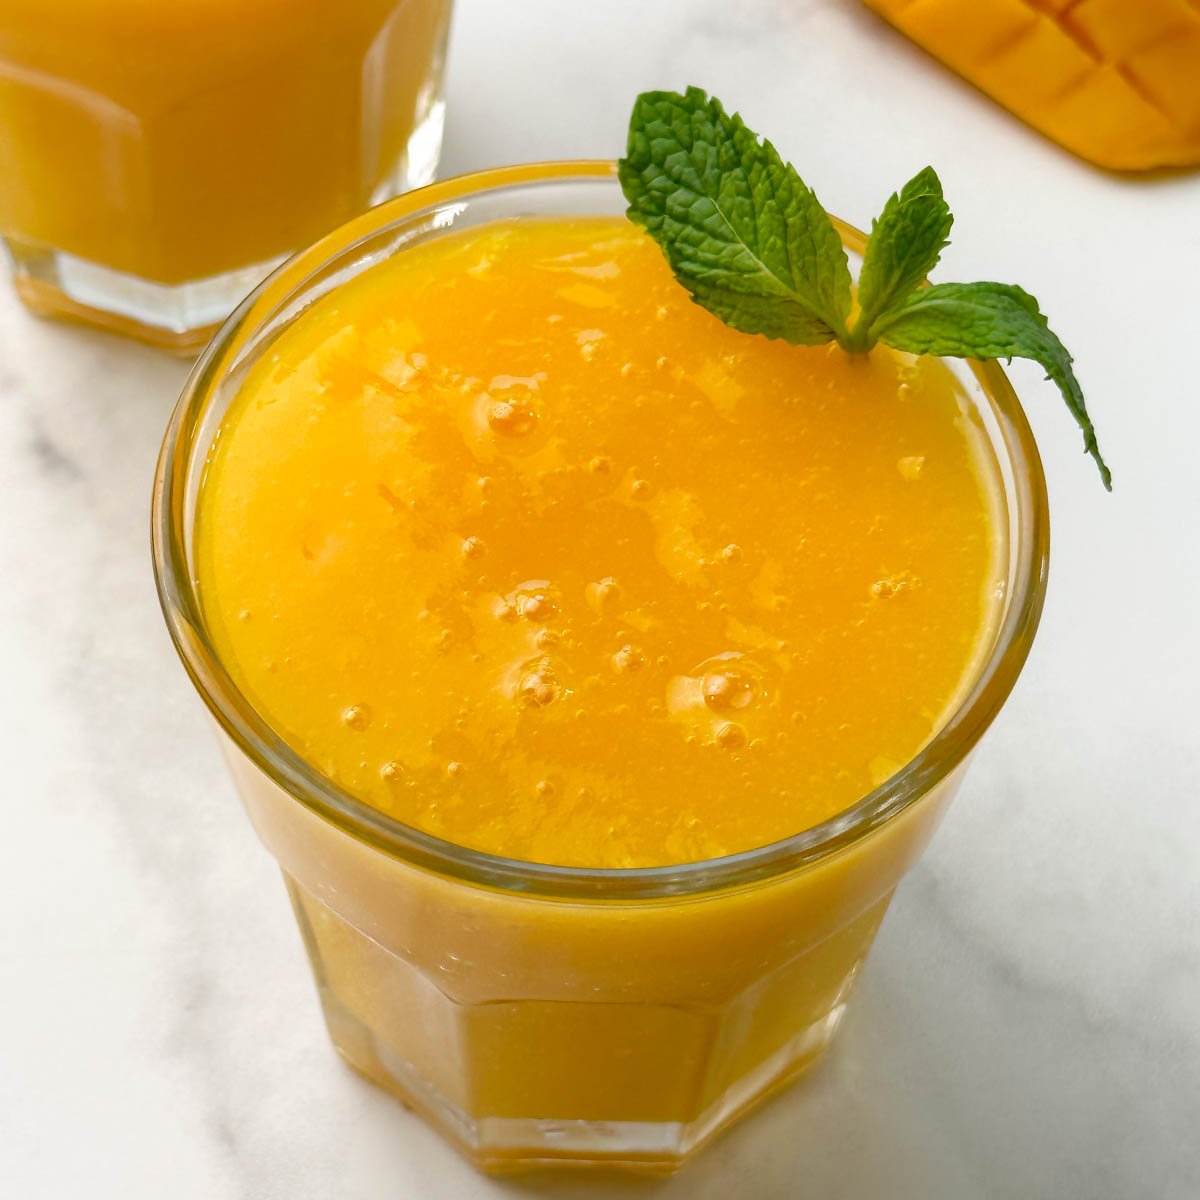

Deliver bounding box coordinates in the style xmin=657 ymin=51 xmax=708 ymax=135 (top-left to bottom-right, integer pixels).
xmin=196 ymin=217 xmax=1003 ymax=869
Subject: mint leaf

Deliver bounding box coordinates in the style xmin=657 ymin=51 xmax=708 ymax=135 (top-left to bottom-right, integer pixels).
xmin=851 ymin=166 xmax=952 ymax=348
xmin=618 ymin=87 xmax=852 ymax=346
xmin=619 ymin=87 xmax=1109 ymax=488
xmin=874 ymin=282 xmax=1111 ymax=489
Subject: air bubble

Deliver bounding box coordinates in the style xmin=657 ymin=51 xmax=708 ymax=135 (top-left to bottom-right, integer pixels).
xmin=630 ymin=479 xmax=650 ymax=499
xmin=487 ymin=398 xmax=537 ymax=437
xmin=518 ymin=659 xmax=561 ymax=707
xmin=577 ymin=330 xmax=603 ymax=361
xmin=446 ymin=761 xmax=465 ymax=777
xmin=871 ymin=573 xmax=917 ymax=600
xmin=613 ymin=644 xmax=645 ymax=673
xmin=703 ymin=670 xmax=756 ymax=712
xmin=716 ymin=722 xmax=747 ymax=750
xmin=586 ymin=577 xmax=621 ymax=612
xmin=342 ymin=704 xmax=371 ymax=731
xmin=721 ymin=543 xmax=743 ymax=562
xmin=380 ymin=761 xmax=403 ymax=782
xmin=536 ymin=779 xmax=556 ymax=798
xmin=520 ymin=592 xmax=556 ymax=622
xmin=461 ymin=536 xmax=485 ymax=560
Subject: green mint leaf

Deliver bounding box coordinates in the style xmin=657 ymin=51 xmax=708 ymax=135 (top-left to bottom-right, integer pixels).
xmin=873 ymin=282 xmax=1111 ymax=489
xmin=851 ymin=166 xmax=952 ymax=347
xmin=619 ymin=87 xmax=1108 ymax=489
xmin=618 ymin=86 xmax=852 ymax=346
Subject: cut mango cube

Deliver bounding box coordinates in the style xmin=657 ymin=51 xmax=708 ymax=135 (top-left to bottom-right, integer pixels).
xmin=861 ymin=0 xmax=1200 ymax=169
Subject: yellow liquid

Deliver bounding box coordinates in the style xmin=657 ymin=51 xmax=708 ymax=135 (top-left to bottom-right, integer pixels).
xmin=0 ymin=0 xmax=450 ymax=283
xmin=197 ymin=216 xmax=1002 ymax=869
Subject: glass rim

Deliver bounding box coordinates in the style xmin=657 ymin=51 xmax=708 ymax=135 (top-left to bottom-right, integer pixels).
xmin=151 ymin=160 xmax=1050 ymax=901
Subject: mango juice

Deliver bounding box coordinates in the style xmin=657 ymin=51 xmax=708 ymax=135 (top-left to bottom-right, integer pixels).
xmin=198 ymin=218 xmax=1001 ymax=867
xmin=0 ymin=0 xmax=451 ymax=336
xmin=170 ymin=183 xmax=1029 ymax=1171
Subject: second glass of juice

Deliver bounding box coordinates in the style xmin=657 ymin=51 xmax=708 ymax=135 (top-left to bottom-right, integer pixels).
xmin=0 ymin=0 xmax=453 ymax=348
xmin=154 ymin=163 xmax=1048 ymax=1172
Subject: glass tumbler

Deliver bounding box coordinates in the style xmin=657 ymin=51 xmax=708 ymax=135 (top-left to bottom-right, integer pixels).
xmin=153 ymin=163 xmax=1049 ymax=1173
xmin=0 ymin=0 xmax=453 ymax=350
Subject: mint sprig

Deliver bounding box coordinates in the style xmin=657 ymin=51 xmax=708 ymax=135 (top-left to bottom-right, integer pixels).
xmin=850 ymin=166 xmax=951 ymax=349
xmin=618 ymin=86 xmax=1110 ymax=489
xmin=619 ymin=88 xmax=852 ymax=346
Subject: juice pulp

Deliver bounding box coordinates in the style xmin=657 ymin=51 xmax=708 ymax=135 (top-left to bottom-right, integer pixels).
xmin=0 ymin=0 xmax=450 ymax=284
xmin=196 ymin=216 xmax=1002 ymax=868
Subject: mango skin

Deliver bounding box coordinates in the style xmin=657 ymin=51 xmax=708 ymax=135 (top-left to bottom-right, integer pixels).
xmin=862 ymin=0 xmax=1200 ymax=171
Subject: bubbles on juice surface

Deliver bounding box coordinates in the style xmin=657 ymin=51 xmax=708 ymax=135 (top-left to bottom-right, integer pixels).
xmin=380 ymin=760 xmax=406 ymax=783
xmin=715 ymin=722 xmax=747 ymax=750
xmin=342 ymin=704 xmax=371 ymax=730
xmin=666 ymin=653 xmax=770 ymax=750
xmin=200 ymin=215 xmax=1001 ymax=868
xmin=612 ymin=644 xmax=645 ymax=673
xmin=699 ymin=655 xmax=764 ymax=712
xmin=870 ymin=572 xmax=919 ymax=600
xmin=506 ymin=582 xmax=560 ymax=623
xmin=477 ymin=374 xmax=544 ymax=444
xmin=586 ymin=577 xmax=621 ymax=613
xmin=516 ymin=657 xmax=564 ymax=708
xmin=487 ymin=397 xmax=538 ymax=437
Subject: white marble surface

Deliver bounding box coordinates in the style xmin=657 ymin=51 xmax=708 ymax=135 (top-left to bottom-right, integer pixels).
xmin=2 ymin=1 xmax=1198 ymax=1195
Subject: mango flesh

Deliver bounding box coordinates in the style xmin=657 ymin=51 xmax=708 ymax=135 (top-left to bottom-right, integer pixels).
xmin=862 ymin=0 xmax=1200 ymax=170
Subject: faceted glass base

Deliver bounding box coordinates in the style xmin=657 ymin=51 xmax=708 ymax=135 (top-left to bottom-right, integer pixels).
xmin=7 ymin=248 xmax=289 ymax=353
xmin=3 ymin=99 xmax=445 ymax=353
xmin=285 ymin=870 xmax=870 ymax=1175
xmin=326 ymin=986 xmax=847 ymax=1175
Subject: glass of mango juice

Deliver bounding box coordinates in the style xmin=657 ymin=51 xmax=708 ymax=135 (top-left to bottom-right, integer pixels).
xmin=153 ymin=162 xmax=1049 ymax=1173
xmin=0 ymin=0 xmax=453 ymax=350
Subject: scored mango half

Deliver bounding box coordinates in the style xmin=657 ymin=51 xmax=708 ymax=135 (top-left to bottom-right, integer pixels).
xmin=861 ymin=0 xmax=1200 ymax=170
